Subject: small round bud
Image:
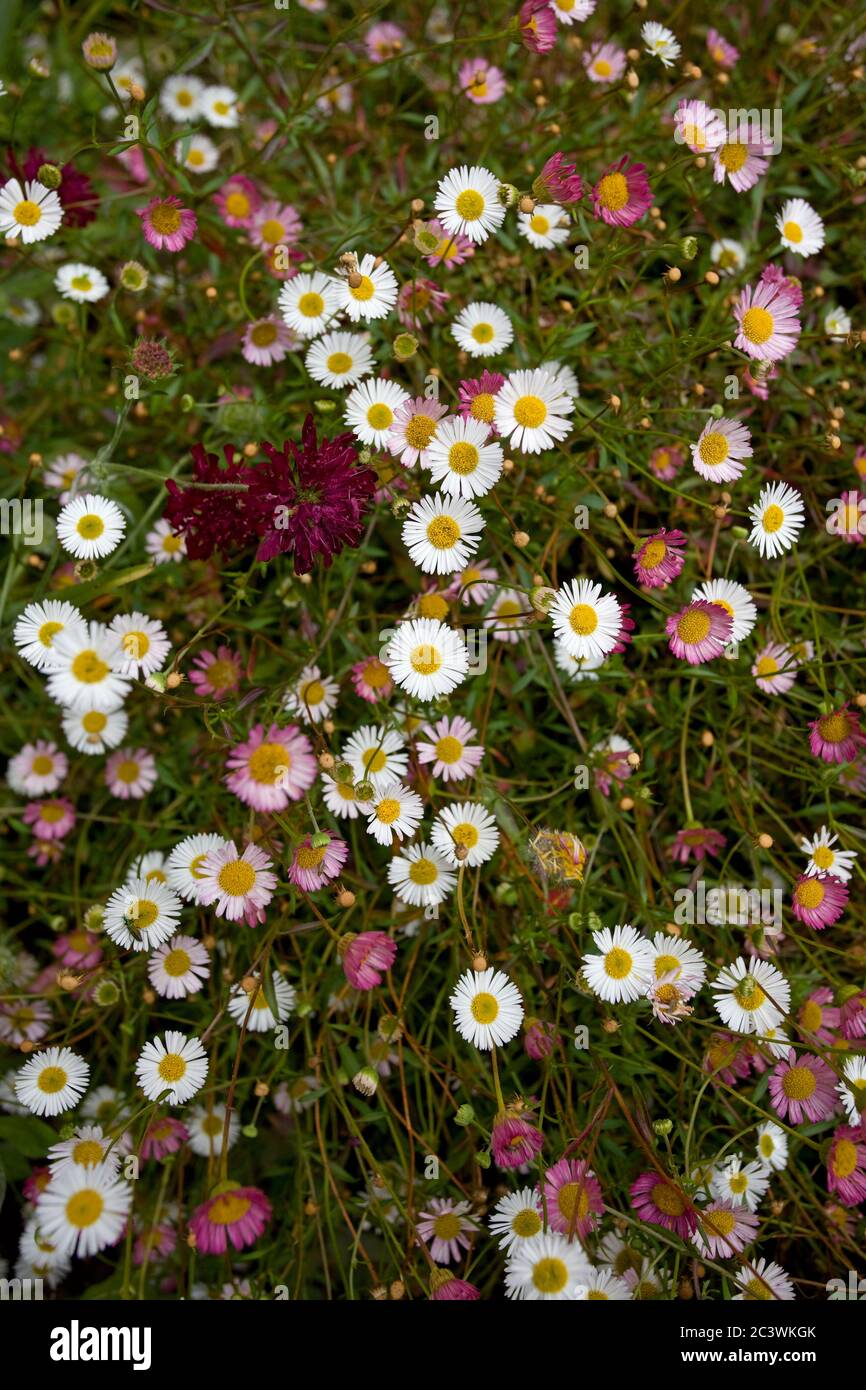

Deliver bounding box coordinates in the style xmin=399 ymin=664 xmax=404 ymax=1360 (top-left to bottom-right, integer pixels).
xmin=680 ymin=236 xmax=698 ymax=261
xmin=336 ymin=889 xmax=356 ymax=908
xmin=757 ymin=833 xmax=773 ymax=849
xmin=318 ymin=752 xmax=335 ymax=770
xmin=393 ymin=332 xmax=418 ymax=361
xmin=705 ymin=270 xmax=720 ymax=285
xmin=700 ymin=730 xmax=714 ymax=748
xmin=455 ymin=1103 xmax=475 ymax=1126
xmin=653 ymin=1118 xmax=673 ymax=1136
xmin=36 ymin=162 xmax=62 ymax=190
xmin=513 ymin=530 xmax=530 ymax=548
xmin=603 ymin=502 xmax=618 ymax=518
xmin=472 ymin=953 xmax=488 ymax=972
xmin=665 ymin=265 xmax=682 ymax=283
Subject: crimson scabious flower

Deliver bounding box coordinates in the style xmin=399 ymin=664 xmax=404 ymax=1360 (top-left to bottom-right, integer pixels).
xmin=634 ymin=528 xmax=686 ymax=588
xmin=630 ymin=1171 xmax=697 ymax=1237
xmin=791 ymin=872 xmax=848 ymax=930
xmin=491 ymin=1115 xmax=544 ymax=1169
xmin=532 ymin=151 xmax=583 ymax=204
xmin=131 ymin=338 xmax=175 ymax=381
xmin=246 ymin=415 xmax=377 ymax=573
xmin=768 ymin=1048 xmax=837 ymax=1123
xmin=190 ymin=1183 xmax=271 ymax=1254
xmin=543 ymin=1158 xmax=603 ymax=1237
xmin=518 ymin=0 xmax=558 ymax=54
xmin=164 ymin=442 xmax=258 ymax=561
xmin=669 ymin=826 xmax=727 ymax=864
xmin=809 ymin=705 xmax=865 ymax=764
xmin=341 ymin=931 xmax=396 ymax=990
xmin=666 ymin=600 xmax=732 ymax=664
xmin=591 ymin=155 xmax=652 ymax=228
xmin=136 ymin=195 xmax=197 ymax=252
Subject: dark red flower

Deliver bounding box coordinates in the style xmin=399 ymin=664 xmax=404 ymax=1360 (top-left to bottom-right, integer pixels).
xmin=164 ymin=443 xmax=257 ymax=561
xmin=6 ymin=147 xmax=99 ymax=227
xmin=246 ymin=415 xmax=377 ymax=574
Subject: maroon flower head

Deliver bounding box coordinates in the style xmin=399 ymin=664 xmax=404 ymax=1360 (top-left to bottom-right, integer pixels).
xmin=164 ymin=443 xmax=257 ymax=561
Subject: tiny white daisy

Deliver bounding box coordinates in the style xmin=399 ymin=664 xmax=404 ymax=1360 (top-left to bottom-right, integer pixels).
xmin=384 ymin=617 xmax=469 ymax=700
xmin=424 ymin=416 xmax=504 ymax=498
xmin=344 ymin=377 xmax=411 ymax=448
xmin=711 ymin=1154 xmax=770 ymax=1211
xmin=148 ymin=934 xmax=211 ymax=999
xmin=14 ymin=1046 xmax=90 ymax=1117
xmin=305 ymin=330 xmax=374 ymax=388
xmin=279 ymin=271 xmax=341 ymax=338
xmin=56 ymin=493 xmax=126 ymax=560
xmin=488 ymin=1187 xmax=544 ymax=1250
xmin=108 ymin=611 xmax=170 ymax=677
xmin=55 ymin=262 xmax=110 ymax=303
xmin=187 ymin=1103 xmax=240 ymax=1158
xmin=47 ymin=1123 xmax=123 ymax=1177
xmin=159 ymin=72 xmax=204 ymax=120
xmin=175 ymin=132 xmax=219 ymax=173
xmin=335 ymin=252 xmax=398 ymax=322
xmin=321 ymin=771 xmax=362 ymax=819
xmin=135 ymin=1030 xmax=208 ymax=1105
xmin=365 ymin=781 xmax=425 ymax=846
xmin=641 ymin=20 xmax=681 ymax=66
xmin=494 ymin=367 xmax=575 ymax=454
xmin=800 ymin=826 xmax=857 ymax=882
xmin=37 ymin=1164 xmax=132 ymax=1258
xmin=711 ymin=957 xmax=790 ymax=1034
xmin=776 ymin=198 xmax=824 ymax=257
xmin=450 ymin=300 xmax=514 ymax=357
xmin=12 ymin=599 xmax=87 ymax=671
xmin=430 ymin=801 xmax=499 ymax=868
xmin=582 ymin=924 xmax=655 ymax=1004
xmin=45 ymin=620 xmax=131 ymax=713
xmin=710 ymin=238 xmax=747 ymax=275
xmin=691 ymin=578 xmax=758 ymax=643
xmin=747 ymin=481 xmax=805 ymax=559
xmin=434 ymin=164 xmax=506 ymax=244
xmin=450 ymin=966 xmax=524 ymax=1048
xmin=388 ymin=841 xmax=457 ymax=907
xmin=517 ymin=202 xmax=570 ymax=249
xmin=284 ymin=664 xmax=340 ymax=724
xmin=402 ymin=492 xmax=485 ymax=575
xmin=145 ymin=517 xmax=186 ymax=564
xmin=824 ymin=306 xmax=851 ymax=339
xmin=166 ymin=833 xmax=228 ymax=902
xmin=550 ymin=578 xmax=622 ymax=661
xmin=104 ymin=878 xmax=184 ymax=953
xmin=343 ymin=724 xmax=409 ymax=791
xmin=62 ymin=706 xmax=129 ymax=755
xmin=649 ymin=932 xmax=707 ymax=994
xmin=228 ymin=971 xmax=296 ymax=1032
xmin=837 ymin=1055 xmax=866 ymax=1125
xmin=755 ymin=1120 xmax=788 ymax=1172
xmin=0 ymin=177 xmax=64 ymax=244
xmin=201 ymin=84 xmax=239 ymax=128
xmin=504 ymin=1231 xmax=591 ymax=1300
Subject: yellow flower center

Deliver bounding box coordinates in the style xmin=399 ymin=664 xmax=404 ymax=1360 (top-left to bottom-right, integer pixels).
xmin=14 ymin=199 xmax=42 ymax=227
xmin=427 ymin=516 xmax=460 ymax=549
xmin=640 ymin=538 xmax=667 ymax=569
xmin=703 ymin=1207 xmax=736 ymax=1237
xmin=470 ymin=991 xmax=499 ymax=1023
xmin=756 ymin=656 xmax=778 ymax=677
xmin=432 ymin=1211 xmax=462 ymax=1239
xmin=251 ymin=322 xmax=278 ymax=347
xmin=158 ymin=1053 xmax=187 ymax=1083
xmin=38 ymin=620 xmax=63 ymax=646
xmin=762 ymin=504 xmax=784 ymax=533
xmin=812 ymin=846 xmax=834 ymax=870
xmin=366 ymin=403 xmax=393 ymax=430
xmin=326 ymin=351 xmax=352 ymax=375
xmin=301 ymin=679 xmax=325 ymax=706
xmin=654 ymin=953 xmax=681 ymax=979
xmin=652 ymin=1182 xmax=685 ymax=1215
xmin=225 ymin=191 xmax=250 ymax=217
xmin=115 ymin=759 xmax=141 ymax=783
xmin=677 ymin=611 xmax=712 ymax=645
xmin=163 ymin=948 xmax=192 ymax=977
xmin=349 ymin=275 xmax=375 ymax=302
xmin=698 ymin=432 xmax=729 ymax=468
xmin=72 ymin=1139 xmax=104 ymax=1166
xmin=363 ymin=748 xmax=387 ymax=773
xmin=593 ymin=59 xmax=612 ymax=77
xmin=122 ymin=630 xmax=149 ymax=658
xmin=150 ymin=203 xmax=181 ymax=235
xmin=404 ymin=414 xmax=438 ymax=449
xmin=435 ymin=735 xmax=463 ymax=764
xmin=452 ymin=821 xmax=479 ymax=848
xmin=604 ymin=947 xmax=632 ymax=979
xmin=569 ymin=603 xmax=598 ymax=636
xmin=530 ymin=214 xmax=551 ymax=234
xmin=375 ymin=798 xmax=401 ymax=824
xmin=818 ymin=713 xmax=849 ymax=743
xmin=76 ymin=514 xmax=105 ymax=540
xmin=720 ymin=143 xmax=748 ymax=172
xmin=513 ymin=395 xmax=547 ymax=429
xmin=471 ymin=322 xmax=494 ymax=343
xmin=72 ymin=649 xmax=109 ymax=684
xmin=296 ymin=844 xmax=327 ymax=869
xmin=470 ymin=392 xmax=494 ymax=423
xmin=38 ymin=1066 xmax=68 ymax=1094
xmin=455 ymin=189 xmax=484 ymax=221
xmin=410 ymin=644 xmax=442 ymax=675
xmin=782 ymin=1065 xmax=816 ymax=1101
xmin=782 ymin=220 xmax=803 ymax=244
xmin=832 ymin=1139 xmax=858 ymax=1179
xmin=297 ymin=292 xmax=324 ymax=318
xmin=209 ymin=1192 xmax=252 ymax=1224
xmin=532 ymin=1257 xmax=568 ymax=1294
xmin=597 ymin=172 xmax=628 ymax=211
xmin=65 ymin=1190 xmax=104 ymax=1228
xmin=32 ymin=754 xmax=54 ymax=775
xmin=217 ymin=859 xmax=256 ymax=896
xmin=418 ymin=593 xmax=448 ymax=619
xmin=742 ymin=306 xmax=774 ymax=345
xmin=512 ymin=1208 xmax=542 ymax=1237
xmin=795 ymin=878 xmax=824 ymax=910
xmin=249 ymin=741 xmax=290 ymax=785
xmin=82 ymin=710 xmax=107 ymax=733
xmin=260 ymin=218 xmax=285 ymax=244
xmin=408 ymin=857 xmax=438 ymax=885
xmin=733 ymin=977 xmax=765 ymax=1011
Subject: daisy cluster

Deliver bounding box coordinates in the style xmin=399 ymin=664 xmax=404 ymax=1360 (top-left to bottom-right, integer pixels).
xmin=0 ymin=1 xmax=865 ymax=1304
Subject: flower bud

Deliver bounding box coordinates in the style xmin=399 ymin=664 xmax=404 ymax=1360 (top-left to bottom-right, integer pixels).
xmin=36 ymin=163 xmax=62 ymax=190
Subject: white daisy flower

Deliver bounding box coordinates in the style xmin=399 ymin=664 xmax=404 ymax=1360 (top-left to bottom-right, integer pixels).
xmin=837 ymin=1056 xmax=866 ymax=1125
xmin=450 ymin=300 xmax=514 ymax=357
xmin=279 ymin=271 xmax=341 ymax=338
xmin=335 ymin=252 xmax=398 ymax=322
xmin=145 ymin=517 xmax=186 ymax=564
xmin=14 ymin=1046 xmax=90 ymax=1117
xmin=111 ymin=57 xmax=145 ymax=101
xmin=800 ymin=826 xmax=857 ymax=882
xmin=16 ymin=1216 xmax=72 ymax=1288
xmin=747 ymin=481 xmax=805 ymax=559
xmin=37 ymin=1164 xmax=132 ymax=1258
xmin=44 ymin=451 xmax=90 ymax=500
xmin=126 ymin=850 xmax=168 ymax=889
xmin=56 ymin=493 xmax=126 ymax=560
xmin=711 ymin=1154 xmax=770 ymax=1211
xmin=551 ymin=0 xmax=596 ymax=20
xmin=504 ymin=1231 xmax=591 ymax=1300
xmin=344 ymin=377 xmax=411 ymax=448
xmin=494 ymin=367 xmax=575 ymax=454
xmin=200 ymin=84 xmax=239 ymax=127
xmin=228 ymin=971 xmax=296 ymax=1032
xmin=108 ymin=611 xmax=170 ymax=676
xmin=166 ymin=833 xmax=227 ymax=903
xmin=776 ymin=198 xmax=824 ymax=257
xmin=649 ymin=932 xmax=707 ymax=994
xmin=641 ymin=20 xmax=681 ymax=66
xmin=550 ymin=577 xmax=622 ymax=661
xmin=553 ymin=641 xmax=605 ymax=683
xmin=540 ymin=359 xmax=579 ymax=397
xmin=424 ymin=416 xmax=504 ymax=498
xmin=283 ymin=664 xmax=339 ymax=724
xmin=159 ymin=72 xmax=204 ymax=120
xmin=434 ymin=164 xmax=506 ymax=244
xmin=321 ymin=771 xmax=362 ymax=819
xmin=518 ymin=202 xmax=571 ymax=249
xmin=385 ymin=617 xmax=469 ymax=699
xmin=104 ymin=878 xmax=184 ymax=953
xmin=388 ymin=841 xmax=457 ymax=907
xmin=47 ymin=1123 xmax=122 ymax=1176
xmin=824 ymin=306 xmax=851 ymax=339
xmin=54 ymin=263 xmax=110 ymax=303
xmin=402 ymin=492 xmax=484 ymax=575
xmin=135 ymin=1030 xmax=208 ymax=1105
xmin=187 ymin=1103 xmax=240 ymax=1158
xmin=148 ymin=935 xmax=211 ymax=999
xmin=175 ymin=132 xmax=219 ymax=173
xmin=11 ymin=603 xmax=87 ymax=672
xmin=62 ymin=706 xmax=128 ymax=755
xmin=755 ymin=1120 xmax=788 ymax=1172
xmin=691 ymin=578 xmax=758 ymax=642
xmin=365 ymin=782 xmax=425 ymax=846
xmin=343 ymin=724 xmax=409 ymax=790
xmin=691 ymin=417 xmax=753 ymax=483
xmin=305 ymin=330 xmax=374 ymax=388
xmin=710 ymin=238 xmax=747 ymax=275
xmin=582 ymin=924 xmax=655 ymax=1004
xmin=488 ymin=1187 xmax=544 ymax=1250
xmin=733 ymin=1256 xmax=795 ymax=1301
xmin=4 ymin=299 xmax=39 ymax=328
xmin=575 ymin=1267 xmax=633 ymax=1300
xmin=450 ymin=966 xmax=523 ymax=1048
xmin=711 ymin=957 xmax=790 ymax=1034
xmin=430 ymin=801 xmax=499 ymax=868
xmin=45 ymin=621 xmax=131 ymax=713
xmin=0 ymin=177 xmax=63 ymax=244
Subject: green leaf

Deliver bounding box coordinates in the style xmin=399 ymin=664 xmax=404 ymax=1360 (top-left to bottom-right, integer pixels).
xmin=0 ymin=1114 xmax=57 ymax=1157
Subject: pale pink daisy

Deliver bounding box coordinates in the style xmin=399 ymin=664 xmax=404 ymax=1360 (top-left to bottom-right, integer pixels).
xmin=694 ymin=1201 xmax=758 ymax=1257
xmin=584 ymin=42 xmax=626 ymax=83
xmin=752 ymin=642 xmax=798 ymax=694
xmin=136 ymin=196 xmax=196 ymax=252
xmin=633 ymin=529 xmax=686 ymax=588
xmin=351 ymin=655 xmax=394 ymax=703
xmin=105 ymin=747 xmax=157 ymax=799
xmin=225 ymin=722 xmax=316 ymax=811
xmin=416 ymin=1197 xmax=479 ymax=1263
xmin=241 ymin=316 xmax=296 ymax=366
xmin=424 ymin=219 xmax=475 ymax=271
xmin=543 ymin=1158 xmax=604 ymax=1237
xmin=674 ymin=98 xmax=727 ymax=153
xmin=691 ymin=417 xmax=753 ymax=483
xmin=147 ymin=935 xmax=210 ymax=1000
xmin=712 ymin=138 xmax=773 ymax=193
xmin=197 ymin=841 xmax=277 ymax=925
xmin=6 ymin=740 xmax=68 ymax=796
xmin=416 ymin=714 xmax=484 ymax=781
xmin=733 ymin=279 xmax=802 ymax=363
xmin=459 ymin=57 xmax=506 ymax=104
xmin=791 ymin=873 xmax=848 ymax=930
xmin=666 ymin=601 xmax=732 ymax=664
xmin=387 ymin=395 xmax=449 ymax=467
xmin=22 ymin=798 xmax=75 ymax=840
xmin=707 ymin=28 xmax=739 ymax=68
xmin=287 ymin=832 xmax=348 ymax=892
xmin=189 ymin=645 xmax=243 ymax=701
xmin=250 ymin=200 xmax=302 ymax=252
xmin=365 ymin=21 xmax=405 ymax=62
xmin=769 ymin=1049 xmax=838 ymax=1123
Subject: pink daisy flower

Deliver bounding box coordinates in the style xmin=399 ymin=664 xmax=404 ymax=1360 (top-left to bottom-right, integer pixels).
xmin=798 ymin=987 xmax=840 ymax=1045
xmin=694 ymin=1200 xmax=758 ymax=1257
xmin=840 ymin=991 xmax=866 ymax=1041
xmin=666 ymin=600 xmax=732 ymax=664
xmin=241 ymin=316 xmax=296 ymax=367
xmin=147 ymin=935 xmax=210 ymax=1000
xmin=584 ymin=41 xmax=626 ymax=83
xmin=649 ymin=445 xmax=684 ymax=481
xmin=491 ymin=1115 xmax=544 ymax=1169
xmin=839 ymin=759 xmax=866 ymax=795
xmin=250 ymin=200 xmax=303 ymax=252
xmin=525 ymin=1019 xmax=557 ymax=1060
xmin=769 ymin=1049 xmax=838 ymax=1123
xmin=733 ymin=279 xmax=802 ymax=363
xmin=691 ymin=416 xmax=753 ymax=483
xmin=197 ymin=840 xmax=277 ymax=925
xmin=712 ymin=138 xmax=773 ymax=193
xmin=669 ymin=827 xmax=727 ymax=865
xmin=28 ymin=839 xmax=64 ymax=867
xmin=213 ymin=174 xmax=261 ymax=228
xmin=633 ymin=528 xmax=686 ymax=588
xmin=341 ymin=931 xmax=396 ymax=990
xmin=105 ymin=748 xmax=157 ymax=800
xmin=593 ymin=737 xmax=633 ymax=796
xmin=287 ymin=831 xmax=348 ymax=892
xmin=424 ymin=218 xmax=475 ymax=271
xmin=458 ymin=371 xmax=505 ymax=436
xmin=674 ymin=98 xmax=727 ymax=153
xmin=591 ymin=155 xmax=652 ymax=228
xmin=189 ymin=645 xmax=244 ymax=701
xmin=0 ymin=998 xmax=52 ymax=1046
xmin=459 ymin=57 xmax=506 ymax=104
xmin=22 ymin=1167 xmax=52 ymax=1204
xmin=827 ymin=1126 xmax=866 ymax=1205
xmin=53 ymin=929 xmax=102 ymax=970
xmin=416 ymin=714 xmax=484 ymax=782
xmin=543 ymin=1158 xmax=604 ymax=1237
xmin=445 ymin=560 xmax=499 ymax=606
xmin=519 ymin=0 xmax=558 ymax=54
xmin=630 ymin=1170 xmax=697 ymax=1238
xmin=136 ymin=195 xmax=196 ymax=252
xmin=707 ymin=28 xmax=739 ymax=68
xmin=759 ymin=262 xmax=804 ymax=308
xmin=430 ymin=1271 xmax=481 ymax=1300
xmin=22 ymin=797 xmax=75 ymax=840
xmin=141 ymin=1116 xmax=188 ymax=1161
xmin=704 ymin=1033 xmax=752 ymax=1086
xmin=225 ymin=722 xmax=316 ymax=811
xmin=365 ymin=21 xmax=405 ymax=62
xmin=833 ymin=491 xmax=865 ymax=544
xmin=351 ymin=655 xmax=394 ymax=703
xmin=809 ymin=705 xmax=865 ymax=764
xmin=743 ymin=363 xmax=777 ymax=400
xmin=190 ymin=1184 xmax=272 ymax=1254
xmin=387 ymin=395 xmax=449 ymax=467
xmin=416 ymin=1197 xmax=478 ymax=1263
xmin=397 ymin=278 xmax=450 ymax=330
xmin=791 ymin=872 xmax=848 ymax=930
xmin=752 ymin=642 xmax=798 ymax=694
xmin=532 ymin=151 xmax=583 ymax=205
xmin=6 ymin=739 xmax=67 ymax=796
xmin=133 ymin=1223 xmax=176 ymax=1266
